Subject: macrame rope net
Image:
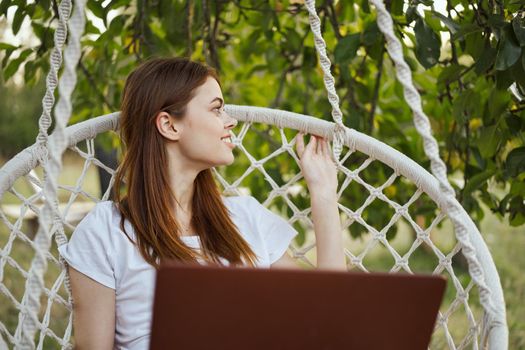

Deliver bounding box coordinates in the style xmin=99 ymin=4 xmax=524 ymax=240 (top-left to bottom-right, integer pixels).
xmin=0 ymin=0 xmax=507 ymax=349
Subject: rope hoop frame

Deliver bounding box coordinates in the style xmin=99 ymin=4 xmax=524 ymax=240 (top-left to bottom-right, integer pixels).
xmin=303 ymin=0 xmax=507 ymax=347
xmin=0 ymin=0 xmax=507 ymax=349
xmin=0 ymin=108 xmax=507 ymax=349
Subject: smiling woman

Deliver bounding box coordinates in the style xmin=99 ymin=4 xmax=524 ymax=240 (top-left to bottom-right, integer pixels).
xmin=56 ymin=57 xmax=345 ymax=349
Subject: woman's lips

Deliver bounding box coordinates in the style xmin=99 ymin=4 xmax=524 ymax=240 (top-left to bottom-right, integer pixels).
xmin=222 ymin=137 xmax=235 ymax=149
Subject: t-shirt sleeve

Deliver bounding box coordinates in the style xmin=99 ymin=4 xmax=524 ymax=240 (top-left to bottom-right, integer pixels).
xmin=247 ymin=196 xmax=298 ymax=264
xmin=58 ymin=202 xmax=116 ymax=289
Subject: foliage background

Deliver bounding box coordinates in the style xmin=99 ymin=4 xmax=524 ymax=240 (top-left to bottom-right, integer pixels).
xmin=1 ymin=0 xmax=524 ymax=228
xmin=0 ymin=0 xmax=524 ymax=347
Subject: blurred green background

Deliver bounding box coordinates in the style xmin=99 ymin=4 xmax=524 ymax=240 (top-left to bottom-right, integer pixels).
xmin=1 ymin=0 xmax=524 ymax=348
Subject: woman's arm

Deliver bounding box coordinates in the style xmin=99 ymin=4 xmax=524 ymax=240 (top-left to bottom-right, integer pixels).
xmin=295 ymin=133 xmax=346 ymax=271
xmin=309 ymin=189 xmax=345 ymax=270
xmin=69 ymin=266 xmax=115 ymax=350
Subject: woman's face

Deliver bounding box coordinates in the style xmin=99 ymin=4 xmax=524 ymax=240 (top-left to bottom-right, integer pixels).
xmin=175 ymin=77 xmax=237 ymax=170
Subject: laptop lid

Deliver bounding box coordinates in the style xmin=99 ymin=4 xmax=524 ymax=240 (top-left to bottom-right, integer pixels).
xmin=150 ymin=263 xmax=446 ymax=350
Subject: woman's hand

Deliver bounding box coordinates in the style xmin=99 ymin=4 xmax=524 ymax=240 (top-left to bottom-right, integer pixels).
xmin=294 ymin=132 xmax=346 ymax=270
xmin=294 ymin=133 xmax=338 ymax=195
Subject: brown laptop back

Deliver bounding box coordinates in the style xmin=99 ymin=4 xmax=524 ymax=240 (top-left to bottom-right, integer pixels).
xmin=150 ymin=263 xmax=446 ymax=350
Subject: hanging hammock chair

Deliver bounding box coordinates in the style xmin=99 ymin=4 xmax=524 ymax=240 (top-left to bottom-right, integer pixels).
xmin=0 ymin=0 xmax=508 ymax=349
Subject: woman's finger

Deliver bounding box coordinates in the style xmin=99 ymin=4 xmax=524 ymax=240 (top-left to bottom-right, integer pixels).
xmin=319 ymin=137 xmax=326 ymax=156
xmin=295 ymin=132 xmax=305 ymax=158
xmin=305 ymin=134 xmax=317 ymax=155
xmin=326 ymin=139 xmax=333 ymax=158
xmin=313 ymin=135 xmax=319 ymax=154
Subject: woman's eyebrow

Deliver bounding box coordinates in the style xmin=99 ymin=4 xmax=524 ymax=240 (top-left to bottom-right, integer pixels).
xmin=210 ymin=97 xmax=224 ymax=106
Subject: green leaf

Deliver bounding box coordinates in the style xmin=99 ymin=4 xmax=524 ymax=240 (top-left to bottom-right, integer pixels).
xmin=391 ymin=0 xmax=404 ymax=16
xmin=505 ymin=146 xmax=525 ymax=177
xmin=510 ymin=181 xmax=525 ymax=196
xmin=488 ymin=14 xmax=507 ymax=32
xmin=471 ymin=147 xmax=486 ymax=169
xmin=498 ymin=194 xmax=512 ymax=215
xmin=424 ymin=10 xmax=443 ymax=32
xmin=87 ymin=0 xmax=106 ymax=23
xmin=37 ymin=0 xmax=50 ymax=12
xmin=495 ymin=68 xmax=515 ymax=90
xmin=512 ymin=16 xmax=525 ymax=47
xmin=0 ymin=0 xmax=13 ymax=16
xmin=25 ymin=3 xmax=34 ymax=16
xmin=4 ymin=57 xmax=24 ymax=81
xmin=414 ymin=18 xmax=441 ymax=69
xmin=495 ymin=25 xmax=522 ymax=70
xmin=476 ymin=125 xmax=502 ymax=158
xmin=510 ymin=57 xmax=525 ymax=88
xmin=475 ymin=43 xmax=497 ymax=74
xmin=284 ymin=28 xmax=302 ymax=52
xmin=302 ymin=46 xmax=317 ymax=68
xmin=463 ymin=168 xmax=497 ymax=194
xmin=452 ymin=89 xmax=481 ymax=123
xmin=488 ymin=88 xmax=510 ymax=120
xmin=3 ymin=48 xmax=32 ymax=81
xmin=349 ymin=223 xmax=366 ymax=239
xmin=405 ymin=6 xmax=419 ymax=24
xmin=509 ymin=195 xmax=525 ymax=226
xmin=334 ymin=33 xmax=360 ymax=64
xmin=437 ymin=64 xmax=463 ymax=87
xmin=362 ymin=22 xmax=381 ymax=46
xmin=12 ymin=6 xmax=26 ymax=35
xmin=23 ymin=59 xmax=35 ymax=83
xmin=505 ymin=113 xmax=523 ymax=135
xmin=431 ymin=11 xmax=459 ymax=34
xmin=361 ymin=0 xmax=370 ymax=13
xmin=465 ymin=31 xmax=485 ymax=59
xmin=85 ymin=19 xmax=102 ymax=35
xmin=1 ymin=47 xmax=14 ymax=67
xmin=0 ymin=42 xmax=18 ymax=50
xmin=452 ymin=24 xmax=482 ymax=41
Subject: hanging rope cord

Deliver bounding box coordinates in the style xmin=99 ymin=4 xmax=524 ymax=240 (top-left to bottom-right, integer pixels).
xmin=303 ymin=0 xmax=501 ymax=335
xmin=16 ymin=0 xmax=87 ymax=347
xmin=302 ymin=1 xmax=346 ymax=162
xmin=11 ymin=0 xmax=503 ymax=347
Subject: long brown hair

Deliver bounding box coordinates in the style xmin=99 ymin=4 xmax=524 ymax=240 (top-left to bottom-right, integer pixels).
xmin=113 ymin=57 xmax=258 ymax=268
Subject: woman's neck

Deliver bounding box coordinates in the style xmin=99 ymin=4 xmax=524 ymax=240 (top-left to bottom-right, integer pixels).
xmin=166 ymin=152 xmax=200 ymax=214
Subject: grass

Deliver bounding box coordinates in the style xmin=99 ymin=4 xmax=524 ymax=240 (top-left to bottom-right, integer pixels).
xmin=0 ymin=153 xmax=523 ymax=349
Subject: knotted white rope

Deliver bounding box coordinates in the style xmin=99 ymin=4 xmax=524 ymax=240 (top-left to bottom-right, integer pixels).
xmin=303 ymin=0 xmax=346 ymax=162
xmin=0 ymin=0 xmax=506 ymax=348
xmin=16 ymin=0 xmax=87 ymax=347
xmin=368 ymin=0 xmax=499 ymax=327
xmin=14 ymin=0 xmax=71 ymax=346
xmin=304 ymin=0 xmax=502 ymax=346
xmin=0 ymin=107 xmax=505 ymax=348
xmin=34 ymin=0 xmax=70 ymax=157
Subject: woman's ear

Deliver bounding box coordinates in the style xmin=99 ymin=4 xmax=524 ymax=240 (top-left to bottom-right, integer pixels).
xmin=155 ymin=111 xmax=181 ymax=141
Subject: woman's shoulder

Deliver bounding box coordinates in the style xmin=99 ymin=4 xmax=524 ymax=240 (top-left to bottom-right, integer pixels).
xmin=222 ymin=195 xmax=282 ymax=227
xmin=78 ymin=200 xmax=120 ymax=226
xmin=222 ymin=194 xmax=259 ymax=205
xmin=72 ymin=200 xmax=127 ymax=242
xmin=59 ymin=200 xmax=122 ymax=290
xmin=222 ymin=195 xmax=262 ymax=214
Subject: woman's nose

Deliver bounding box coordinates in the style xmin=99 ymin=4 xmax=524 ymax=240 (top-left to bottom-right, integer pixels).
xmin=223 ymin=111 xmax=238 ymax=129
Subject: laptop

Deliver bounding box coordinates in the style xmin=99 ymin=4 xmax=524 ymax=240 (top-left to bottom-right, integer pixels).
xmin=150 ymin=262 xmax=446 ymax=350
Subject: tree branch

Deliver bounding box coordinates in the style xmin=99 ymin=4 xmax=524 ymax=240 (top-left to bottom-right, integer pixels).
xmin=184 ymin=0 xmax=194 ymax=57
xmin=368 ymin=46 xmax=385 ymax=133
xmin=78 ymin=55 xmax=115 ymax=111
xmin=325 ymin=0 xmax=342 ymax=40
xmin=210 ymin=0 xmax=222 ymax=71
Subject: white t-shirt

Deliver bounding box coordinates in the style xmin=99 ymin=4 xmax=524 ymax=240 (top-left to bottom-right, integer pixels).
xmin=58 ymin=195 xmax=297 ymax=350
